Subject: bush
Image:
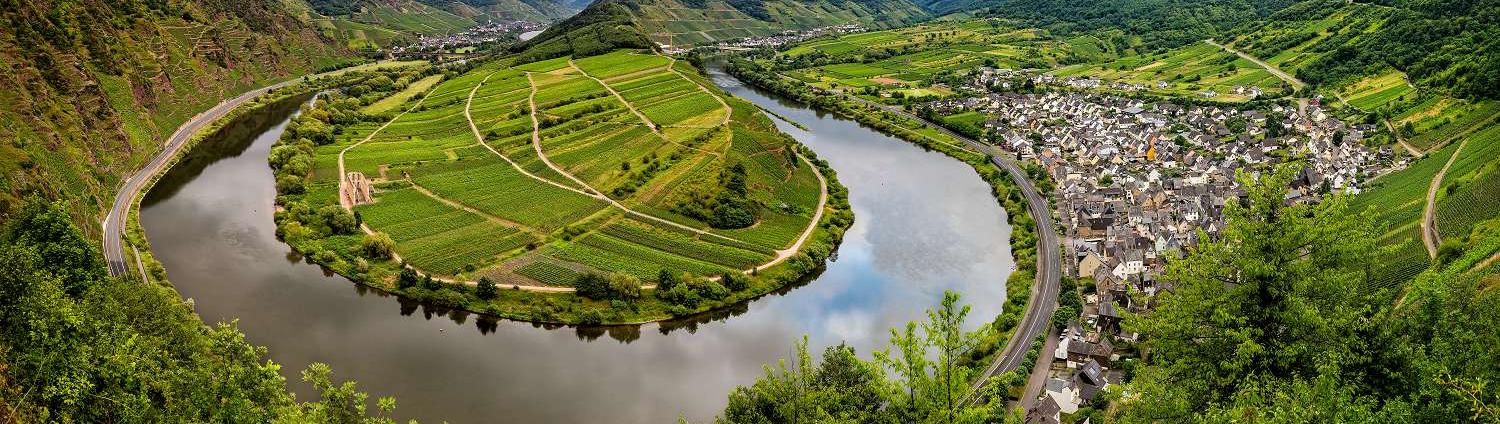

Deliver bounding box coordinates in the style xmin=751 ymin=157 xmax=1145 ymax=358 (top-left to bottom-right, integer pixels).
xmin=722 ymin=272 xmax=748 ymax=291
xmin=608 ymin=273 xmax=642 ymax=300
xmin=360 ymin=232 xmax=395 ymax=259
xmin=476 ymin=276 xmax=497 ymax=300
xmin=573 ymin=272 xmax=612 ymax=300
xmin=657 ymin=269 xmax=680 ymax=291
xmin=397 ymin=266 xmax=419 ymax=289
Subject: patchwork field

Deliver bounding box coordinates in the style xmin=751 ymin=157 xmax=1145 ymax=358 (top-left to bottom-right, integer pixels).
xmin=783 ymin=21 xmax=1078 ymax=91
xmin=326 ymin=51 xmax=824 ymax=287
xmin=1051 ymin=42 xmax=1289 ymax=102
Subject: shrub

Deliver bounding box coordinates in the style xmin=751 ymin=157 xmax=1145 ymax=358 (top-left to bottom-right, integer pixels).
xmin=476 ymin=276 xmax=498 ymax=300
xmin=573 ymin=272 xmax=612 ymax=300
xmin=360 ymin=232 xmax=395 ymax=259
xmin=721 ymin=272 xmax=748 ymax=291
xmin=397 ymin=266 xmax=419 ymax=289
xmin=608 ymin=272 xmax=642 ymax=300
xmin=657 ymin=269 xmax=680 ymax=291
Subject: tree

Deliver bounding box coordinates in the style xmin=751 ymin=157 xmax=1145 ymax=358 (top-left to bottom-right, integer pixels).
xmin=476 ymin=277 xmax=497 ymax=300
xmin=721 ymin=272 xmax=748 ymax=291
xmin=573 ymin=273 xmax=611 ymax=300
xmin=360 ymin=232 xmax=395 ymax=259
xmin=1119 ymin=165 xmax=1384 ymax=421
xmin=397 ymin=266 xmax=419 ymax=289
xmin=925 ymin=291 xmax=986 ymax=423
xmin=656 ymin=269 xmax=681 ymax=291
xmin=608 ymin=272 xmax=642 ymax=300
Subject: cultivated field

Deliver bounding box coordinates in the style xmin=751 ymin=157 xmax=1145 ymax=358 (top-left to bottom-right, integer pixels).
xmin=327 ymin=51 xmax=824 ymax=286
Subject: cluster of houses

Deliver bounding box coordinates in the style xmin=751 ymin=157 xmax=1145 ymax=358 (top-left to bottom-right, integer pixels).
xmin=973 ymin=68 xmax=1268 ymax=100
xmin=389 ymin=20 xmax=546 ymax=56
xmin=923 ymin=90 xmax=1396 ymax=423
xmin=662 ymin=24 xmax=866 ymax=54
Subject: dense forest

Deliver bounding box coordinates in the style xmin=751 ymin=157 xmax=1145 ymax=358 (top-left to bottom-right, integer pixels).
xmin=1235 ymin=0 xmax=1500 ymax=99
xmin=0 ymin=198 xmax=409 ymax=422
xmin=952 ymin=0 xmax=1297 ymax=49
xmin=720 ymin=167 xmax=1500 ymax=422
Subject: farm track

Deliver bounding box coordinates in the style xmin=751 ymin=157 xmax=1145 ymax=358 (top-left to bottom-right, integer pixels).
xmin=1424 ymin=134 xmax=1472 ymax=257
xmin=519 ymin=71 xmax=755 ymax=246
xmin=566 ymin=59 xmax=723 ymax=157
xmin=338 ymin=79 xmax=440 ymax=209
xmin=406 ymin=181 xmax=543 ymax=237
xmin=1206 ymin=39 xmax=1306 ymax=90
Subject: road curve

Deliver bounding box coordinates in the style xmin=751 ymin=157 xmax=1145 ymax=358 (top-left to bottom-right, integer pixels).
xmin=825 ymin=88 xmax=1061 ymax=398
xmin=102 ymin=77 xmax=309 ymax=278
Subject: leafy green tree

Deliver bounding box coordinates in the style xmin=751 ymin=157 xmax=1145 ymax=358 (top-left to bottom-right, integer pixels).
xmin=573 ymin=273 xmax=612 ymax=300
xmin=656 ymin=269 xmax=681 ymax=291
xmin=1119 ymin=165 xmax=1385 ymax=421
xmin=608 ymin=272 xmax=642 ymax=300
xmin=476 ymin=277 xmax=497 ymax=300
xmin=397 ymin=266 xmax=419 ymax=289
xmin=360 ymin=232 xmax=395 ymax=259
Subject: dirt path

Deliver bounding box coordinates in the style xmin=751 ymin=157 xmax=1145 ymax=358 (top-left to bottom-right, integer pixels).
xmin=668 ymin=58 xmax=732 ymax=127
xmin=754 ymin=153 xmax=828 ymax=271
xmin=1424 ymin=136 xmax=1471 ymax=257
xmin=520 ymin=72 xmax=754 ymax=245
xmin=1206 ymin=39 xmax=1306 ymax=91
xmin=465 ymin=72 xmax=599 ymax=198
xmin=565 ymin=60 xmax=721 ymax=156
xmin=407 ymin=181 xmax=543 ymax=237
xmin=338 ymin=83 xmax=439 ymax=210
xmin=1386 ymin=118 xmax=1423 ymax=156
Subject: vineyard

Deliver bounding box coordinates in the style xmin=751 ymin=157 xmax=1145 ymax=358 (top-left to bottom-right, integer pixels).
xmin=1434 ymin=125 xmax=1500 ymax=241
xmin=307 ymin=51 xmax=825 ymax=288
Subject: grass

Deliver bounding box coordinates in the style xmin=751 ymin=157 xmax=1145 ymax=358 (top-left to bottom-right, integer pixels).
xmin=1341 ymin=70 xmax=1415 ymax=111
xmin=363 ymin=75 xmax=443 ymax=114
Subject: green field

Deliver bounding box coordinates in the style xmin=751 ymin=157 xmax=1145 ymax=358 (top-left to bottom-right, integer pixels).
xmin=1433 ymin=124 xmax=1500 ymax=241
xmin=1052 ymin=42 xmax=1288 ymax=102
xmin=321 ymin=51 xmax=823 ymax=286
xmin=1340 ymin=70 xmax=1416 ymax=111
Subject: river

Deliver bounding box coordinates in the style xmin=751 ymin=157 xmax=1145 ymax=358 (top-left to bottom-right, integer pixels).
xmin=140 ymin=68 xmax=1013 ymax=423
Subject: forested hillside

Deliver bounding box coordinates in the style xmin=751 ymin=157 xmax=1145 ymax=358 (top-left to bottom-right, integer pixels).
xmin=308 ymin=0 xmax=580 ymax=32
xmin=0 ymin=0 xmax=354 ymax=230
xmin=1228 ymin=0 xmax=1499 ymax=100
xmin=938 ymin=0 xmax=1296 ymax=49
xmin=519 ymin=0 xmax=931 ymax=53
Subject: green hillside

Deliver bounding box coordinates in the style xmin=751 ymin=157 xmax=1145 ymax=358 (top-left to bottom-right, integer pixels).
xmin=0 ymin=0 xmax=354 ymax=229
xmin=521 ymin=0 xmax=931 ymax=52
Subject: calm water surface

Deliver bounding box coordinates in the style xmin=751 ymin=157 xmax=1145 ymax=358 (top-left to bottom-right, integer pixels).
xmin=140 ymin=70 xmax=1013 ymax=423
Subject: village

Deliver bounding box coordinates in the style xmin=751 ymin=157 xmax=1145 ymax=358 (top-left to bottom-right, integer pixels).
xmin=920 ymin=80 xmax=1400 ymax=423
xmin=662 ymin=24 xmax=865 ymax=54
xmin=389 ymin=20 xmax=547 ymax=57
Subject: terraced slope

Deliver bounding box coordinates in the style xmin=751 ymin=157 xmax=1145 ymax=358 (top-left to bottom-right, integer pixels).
xmin=329 ymin=51 xmax=825 ymax=287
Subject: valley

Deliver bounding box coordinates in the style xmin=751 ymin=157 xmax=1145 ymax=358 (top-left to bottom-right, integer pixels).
xmin=2 ymin=0 xmax=1498 ymax=422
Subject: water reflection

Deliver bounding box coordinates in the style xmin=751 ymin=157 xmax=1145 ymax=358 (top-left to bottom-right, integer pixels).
xmin=140 ymin=69 xmax=1013 ymax=423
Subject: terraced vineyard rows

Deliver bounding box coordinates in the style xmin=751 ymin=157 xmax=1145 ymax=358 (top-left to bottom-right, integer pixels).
xmin=321 ymin=51 xmax=825 ymax=289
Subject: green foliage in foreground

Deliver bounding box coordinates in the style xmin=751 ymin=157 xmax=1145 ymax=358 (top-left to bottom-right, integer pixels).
xmin=1115 ymin=166 xmax=1500 ymax=422
xmin=719 ymin=292 xmax=1020 ymax=424
xmin=0 ymin=198 xmax=409 ymax=422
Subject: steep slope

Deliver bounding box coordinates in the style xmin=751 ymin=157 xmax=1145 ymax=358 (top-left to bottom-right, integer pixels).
xmin=925 ymin=0 xmax=1296 ymax=49
xmin=519 ymin=0 xmax=931 ymax=54
xmin=0 ymin=0 xmax=353 ymax=228
xmin=1226 ymin=0 xmax=1500 ymax=100
xmin=310 ymin=0 xmax=580 ymax=29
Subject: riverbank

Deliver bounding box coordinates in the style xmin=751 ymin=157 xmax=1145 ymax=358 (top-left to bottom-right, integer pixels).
xmin=268 ymin=60 xmax=856 ymax=326
xmin=724 ymin=57 xmax=1046 ymax=378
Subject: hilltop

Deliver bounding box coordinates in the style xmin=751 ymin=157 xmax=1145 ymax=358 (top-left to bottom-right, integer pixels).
xmin=516 ymin=0 xmax=931 ymax=55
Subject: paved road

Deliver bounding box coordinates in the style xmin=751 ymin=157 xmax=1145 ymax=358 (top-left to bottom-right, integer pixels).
xmin=826 ymin=89 xmax=1062 ymax=400
xmin=102 ymin=78 xmax=305 ymax=277
xmin=1206 ymin=39 xmax=1306 ymax=91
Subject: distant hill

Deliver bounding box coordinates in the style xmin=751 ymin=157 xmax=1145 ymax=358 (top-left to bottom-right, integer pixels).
xmin=309 ymin=0 xmax=580 ymax=32
xmin=517 ymin=0 xmax=931 ymax=58
xmin=928 ymin=0 xmax=1297 ymax=49
xmin=0 ymin=0 xmax=353 ymax=225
